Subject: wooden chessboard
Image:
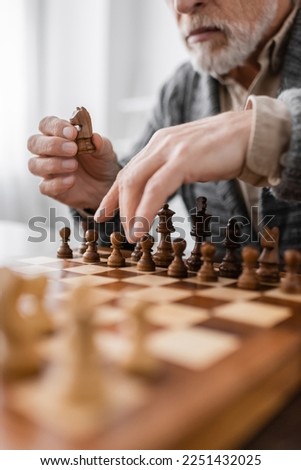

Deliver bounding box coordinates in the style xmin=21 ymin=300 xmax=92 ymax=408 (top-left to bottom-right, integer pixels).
xmin=2 ymin=247 xmax=301 ymax=450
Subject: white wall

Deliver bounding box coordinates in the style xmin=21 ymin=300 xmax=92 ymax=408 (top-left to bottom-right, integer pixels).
xmin=1 ymin=0 xmax=188 ymax=228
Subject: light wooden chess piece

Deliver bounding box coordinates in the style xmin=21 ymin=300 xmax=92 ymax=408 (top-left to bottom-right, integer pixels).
xmin=61 ymin=284 xmax=105 ymax=407
xmin=137 ymin=234 xmax=156 ymax=272
xmin=83 ymin=229 xmax=100 ymax=263
xmin=122 ymin=300 xmax=160 ymax=379
xmin=107 ymin=232 xmax=126 ymax=267
xmin=281 ymin=250 xmax=301 ymax=293
xmin=167 ymin=238 xmax=188 ymax=278
xmin=237 ymin=246 xmax=260 ymax=290
xmin=57 ymin=226 xmax=73 ymax=259
xmin=0 ymin=268 xmax=42 ymax=380
xmin=197 ymin=242 xmax=218 ymax=282
xmin=24 ymin=275 xmax=54 ymax=336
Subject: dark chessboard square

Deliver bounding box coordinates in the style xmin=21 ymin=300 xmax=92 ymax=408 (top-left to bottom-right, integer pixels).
xmin=176 ymin=295 xmax=229 ymax=309
xmin=96 ymin=269 xmax=141 ymax=279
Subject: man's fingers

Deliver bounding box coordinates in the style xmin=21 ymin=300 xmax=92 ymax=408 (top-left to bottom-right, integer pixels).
xmin=28 ymin=156 xmax=78 ymax=178
xmin=27 ymin=135 xmax=78 ymax=157
xmin=129 ymin=164 xmax=184 ymax=242
xmin=94 ymin=180 xmax=120 ymax=222
xmin=39 ymin=116 xmax=77 ymax=139
xmin=38 ymin=175 xmax=75 ymax=198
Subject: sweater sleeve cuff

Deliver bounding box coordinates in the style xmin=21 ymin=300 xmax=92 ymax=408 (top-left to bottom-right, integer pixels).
xmin=238 ymin=95 xmax=292 ymax=187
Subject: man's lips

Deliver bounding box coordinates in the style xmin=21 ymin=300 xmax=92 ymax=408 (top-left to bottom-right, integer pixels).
xmin=186 ymin=27 xmax=222 ymax=44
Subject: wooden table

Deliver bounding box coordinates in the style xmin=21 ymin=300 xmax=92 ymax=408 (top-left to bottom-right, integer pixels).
xmin=0 ymin=222 xmax=301 ymax=450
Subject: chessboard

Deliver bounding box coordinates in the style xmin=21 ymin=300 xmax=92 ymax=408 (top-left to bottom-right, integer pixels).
xmin=1 ymin=244 xmax=301 ymax=450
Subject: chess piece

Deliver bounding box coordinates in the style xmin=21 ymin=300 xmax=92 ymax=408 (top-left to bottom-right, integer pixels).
xmin=61 ymin=284 xmax=104 ymax=406
xmin=24 ymin=275 xmax=54 ymax=336
xmin=186 ymin=196 xmax=211 ymax=272
xmin=167 ymin=238 xmax=188 ymax=278
xmin=281 ymin=250 xmax=301 ymax=293
xmin=69 ymin=106 xmax=96 ymax=155
xmin=57 ymin=226 xmax=73 ymax=259
xmin=153 ymin=203 xmax=175 ymax=268
xmin=137 ymin=234 xmax=156 ymax=272
xmin=83 ymin=229 xmax=100 ymax=263
xmin=197 ymin=242 xmax=218 ymax=282
xmin=131 ymin=241 xmax=142 ymax=262
xmin=219 ymin=218 xmax=242 ymax=279
xmin=107 ymin=232 xmax=126 ymax=267
xmin=1 ymin=269 xmax=42 ymax=379
xmin=256 ymin=226 xmax=280 ymax=284
xmin=79 ymin=220 xmax=88 ymax=254
xmin=122 ymin=300 xmax=160 ymax=379
xmin=237 ymin=246 xmax=260 ymax=290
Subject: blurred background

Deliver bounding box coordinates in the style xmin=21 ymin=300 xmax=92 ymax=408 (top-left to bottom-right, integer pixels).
xmin=0 ymin=0 xmax=189 ymax=254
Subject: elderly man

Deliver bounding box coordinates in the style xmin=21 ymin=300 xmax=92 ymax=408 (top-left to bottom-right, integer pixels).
xmin=28 ymin=0 xmax=301 ymax=256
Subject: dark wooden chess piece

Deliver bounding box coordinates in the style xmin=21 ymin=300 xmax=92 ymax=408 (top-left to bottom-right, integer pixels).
xmin=69 ymin=106 xmax=95 ymax=155
xmin=256 ymin=226 xmax=280 ymax=284
xmin=107 ymin=232 xmax=126 ymax=267
xmin=219 ymin=217 xmax=242 ymax=279
xmin=153 ymin=203 xmax=175 ymax=268
xmin=237 ymin=246 xmax=260 ymax=290
xmin=79 ymin=220 xmax=88 ymax=255
xmin=186 ymin=196 xmax=211 ymax=272
xmin=281 ymin=250 xmax=301 ymax=293
xmin=131 ymin=241 xmax=142 ymax=262
xmin=82 ymin=229 xmax=100 ymax=263
xmin=167 ymin=238 xmax=188 ymax=278
xmin=197 ymin=242 xmax=218 ymax=282
xmin=137 ymin=234 xmax=156 ymax=272
xmin=57 ymin=227 xmax=73 ymax=259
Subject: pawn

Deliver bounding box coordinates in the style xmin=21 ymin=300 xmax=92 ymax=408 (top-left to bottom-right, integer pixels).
xmin=79 ymin=220 xmax=88 ymax=254
xmin=107 ymin=232 xmax=126 ymax=267
xmin=137 ymin=234 xmax=156 ymax=272
xmin=131 ymin=241 xmax=142 ymax=262
xmin=197 ymin=242 xmax=218 ymax=282
xmin=281 ymin=250 xmax=301 ymax=294
xmin=83 ymin=229 xmax=100 ymax=263
xmin=167 ymin=238 xmax=188 ymax=278
xmin=57 ymin=226 xmax=73 ymax=259
xmin=237 ymin=246 xmax=260 ymax=290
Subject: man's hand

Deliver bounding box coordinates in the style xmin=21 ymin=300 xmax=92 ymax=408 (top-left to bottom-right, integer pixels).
xmin=27 ymin=116 xmax=120 ymax=210
xmin=95 ymin=110 xmax=252 ymax=242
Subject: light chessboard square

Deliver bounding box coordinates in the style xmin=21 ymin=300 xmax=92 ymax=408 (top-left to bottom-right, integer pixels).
xmin=12 ymin=265 xmax=60 ymax=275
xmin=146 ymin=303 xmax=209 ymax=328
xmin=124 ymin=286 xmax=192 ymax=303
xmin=61 ymin=275 xmax=118 ymax=287
xmin=147 ymin=328 xmax=240 ymax=369
xmin=263 ymin=288 xmax=301 ymax=303
xmin=19 ymin=256 xmax=61 ymax=265
xmin=63 ymin=265 xmax=114 ymax=275
xmin=214 ymin=301 xmax=292 ymax=328
xmin=197 ymin=286 xmax=260 ymax=301
xmin=125 ymin=274 xmax=178 ymax=287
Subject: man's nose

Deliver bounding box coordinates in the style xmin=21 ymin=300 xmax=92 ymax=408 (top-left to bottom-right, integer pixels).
xmin=174 ymin=0 xmax=206 ymax=15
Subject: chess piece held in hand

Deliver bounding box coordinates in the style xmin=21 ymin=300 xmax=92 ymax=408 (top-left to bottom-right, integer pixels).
xmin=69 ymin=106 xmax=96 ymax=155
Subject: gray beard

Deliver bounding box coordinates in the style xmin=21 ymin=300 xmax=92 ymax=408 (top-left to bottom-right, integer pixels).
xmin=188 ymin=3 xmax=277 ymax=75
